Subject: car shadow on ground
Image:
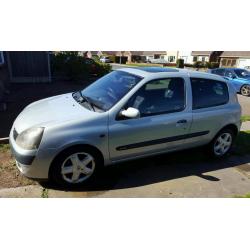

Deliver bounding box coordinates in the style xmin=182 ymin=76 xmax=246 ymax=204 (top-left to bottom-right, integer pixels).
xmin=40 ymin=147 xmax=250 ymax=192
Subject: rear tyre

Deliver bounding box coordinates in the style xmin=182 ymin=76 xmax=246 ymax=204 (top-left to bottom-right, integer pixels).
xmin=50 ymin=146 xmax=102 ymax=188
xmin=208 ymin=129 xmax=235 ymax=159
xmin=240 ymin=84 xmax=250 ymax=96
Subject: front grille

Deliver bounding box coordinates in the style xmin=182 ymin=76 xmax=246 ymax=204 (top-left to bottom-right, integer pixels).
xmin=13 ymin=128 xmax=18 ymax=141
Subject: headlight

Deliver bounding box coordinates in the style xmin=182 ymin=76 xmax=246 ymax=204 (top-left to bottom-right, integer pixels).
xmin=16 ymin=127 xmax=44 ymax=150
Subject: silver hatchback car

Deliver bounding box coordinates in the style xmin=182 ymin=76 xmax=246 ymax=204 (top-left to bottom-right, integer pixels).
xmin=10 ymin=67 xmax=241 ymax=187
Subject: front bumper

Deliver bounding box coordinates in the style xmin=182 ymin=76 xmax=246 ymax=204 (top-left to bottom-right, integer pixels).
xmin=10 ymin=143 xmax=35 ymax=165
xmin=9 ymin=127 xmax=55 ymax=180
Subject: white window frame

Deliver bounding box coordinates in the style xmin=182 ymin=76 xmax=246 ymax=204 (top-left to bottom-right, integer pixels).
xmin=0 ymin=52 xmax=4 ymax=65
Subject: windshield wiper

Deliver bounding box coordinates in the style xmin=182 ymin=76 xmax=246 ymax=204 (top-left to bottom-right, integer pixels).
xmin=74 ymin=91 xmax=95 ymax=111
xmin=86 ymin=96 xmax=106 ymax=111
xmin=73 ymin=91 xmax=105 ymax=111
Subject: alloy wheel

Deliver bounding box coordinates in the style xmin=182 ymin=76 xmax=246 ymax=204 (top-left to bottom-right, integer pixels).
xmin=61 ymin=152 xmax=95 ymax=184
xmin=241 ymin=85 xmax=250 ymax=96
xmin=213 ymin=132 xmax=232 ymax=156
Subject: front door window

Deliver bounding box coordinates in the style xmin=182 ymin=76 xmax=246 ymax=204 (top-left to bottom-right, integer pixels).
xmin=126 ymin=77 xmax=185 ymax=117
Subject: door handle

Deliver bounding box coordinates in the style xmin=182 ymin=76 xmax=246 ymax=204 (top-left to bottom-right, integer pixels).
xmin=176 ymin=119 xmax=188 ymax=128
xmin=176 ymin=119 xmax=187 ymax=124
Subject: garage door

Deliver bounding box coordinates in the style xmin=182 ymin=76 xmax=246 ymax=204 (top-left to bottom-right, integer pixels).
xmin=7 ymin=51 xmax=51 ymax=83
xmin=238 ymin=59 xmax=250 ymax=68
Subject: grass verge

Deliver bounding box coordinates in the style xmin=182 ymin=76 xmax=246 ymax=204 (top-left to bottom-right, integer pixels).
xmin=41 ymin=188 xmax=49 ymax=198
xmin=234 ymin=193 xmax=250 ymax=198
xmin=241 ymin=115 xmax=250 ymax=122
xmin=0 ymin=144 xmax=36 ymax=188
xmin=0 ymin=144 xmax=10 ymax=153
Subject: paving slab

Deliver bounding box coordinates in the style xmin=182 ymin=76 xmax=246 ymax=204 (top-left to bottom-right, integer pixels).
xmin=241 ymin=121 xmax=250 ymax=131
xmin=0 ymin=185 xmax=43 ymax=198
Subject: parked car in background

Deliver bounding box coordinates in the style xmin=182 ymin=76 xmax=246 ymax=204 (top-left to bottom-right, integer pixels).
xmin=210 ymin=68 xmax=250 ymax=96
xmin=148 ymin=58 xmax=167 ymax=64
xmin=100 ymin=56 xmax=112 ymax=63
xmin=10 ymin=67 xmax=241 ymax=187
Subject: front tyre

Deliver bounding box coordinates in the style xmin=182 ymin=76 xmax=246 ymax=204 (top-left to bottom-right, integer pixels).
xmin=50 ymin=147 xmax=102 ymax=187
xmin=240 ymin=84 xmax=250 ymax=96
xmin=209 ymin=129 xmax=235 ymax=158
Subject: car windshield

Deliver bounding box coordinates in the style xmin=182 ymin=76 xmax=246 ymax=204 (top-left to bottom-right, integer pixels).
xmin=234 ymin=69 xmax=250 ymax=78
xmin=81 ymin=70 xmax=143 ymax=111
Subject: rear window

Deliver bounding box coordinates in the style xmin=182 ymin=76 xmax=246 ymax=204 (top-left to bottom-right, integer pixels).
xmin=191 ymin=78 xmax=229 ymax=110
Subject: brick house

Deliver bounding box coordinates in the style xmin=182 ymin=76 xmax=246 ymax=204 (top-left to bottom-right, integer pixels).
xmin=219 ymin=51 xmax=250 ymax=68
xmin=191 ymin=51 xmax=223 ymax=63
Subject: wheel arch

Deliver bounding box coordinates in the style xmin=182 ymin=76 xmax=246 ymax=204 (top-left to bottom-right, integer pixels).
xmin=48 ymin=144 xmax=104 ymax=179
xmin=240 ymin=84 xmax=250 ymax=95
xmin=220 ymin=124 xmax=239 ymax=136
xmin=212 ymin=123 xmax=239 ymax=143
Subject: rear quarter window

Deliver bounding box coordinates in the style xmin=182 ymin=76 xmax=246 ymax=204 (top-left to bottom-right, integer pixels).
xmin=191 ymin=78 xmax=229 ymax=110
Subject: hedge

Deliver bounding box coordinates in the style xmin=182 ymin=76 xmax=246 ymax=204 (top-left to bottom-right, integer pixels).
xmin=51 ymin=52 xmax=111 ymax=80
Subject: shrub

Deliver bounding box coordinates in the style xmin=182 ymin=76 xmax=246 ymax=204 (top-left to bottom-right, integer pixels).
xmin=51 ymin=52 xmax=89 ymax=79
xmin=163 ymin=63 xmax=177 ymax=67
xmin=193 ymin=61 xmax=207 ymax=69
xmin=94 ymin=62 xmax=112 ymax=76
xmin=184 ymin=63 xmax=194 ymax=68
xmin=108 ymin=55 xmax=116 ymax=63
xmin=176 ymin=59 xmax=184 ymax=68
xmin=51 ymin=52 xmax=111 ymax=80
xmin=207 ymin=62 xmax=219 ymax=69
xmin=92 ymin=55 xmax=100 ymax=62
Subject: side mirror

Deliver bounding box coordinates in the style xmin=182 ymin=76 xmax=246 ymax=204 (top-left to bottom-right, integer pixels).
xmin=120 ymin=107 xmax=140 ymax=119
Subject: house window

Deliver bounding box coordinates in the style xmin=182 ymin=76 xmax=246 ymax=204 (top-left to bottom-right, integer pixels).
xmin=221 ymin=58 xmax=237 ymax=67
xmin=202 ymin=57 xmax=206 ymax=62
xmin=168 ymin=56 xmax=175 ymax=62
xmin=193 ymin=56 xmax=198 ymax=62
xmin=226 ymin=59 xmax=231 ymax=67
xmin=231 ymin=59 xmax=237 ymax=67
xmin=221 ymin=59 xmax=227 ymax=66
xmin=0 ymin=52 xmax=4 ymax=65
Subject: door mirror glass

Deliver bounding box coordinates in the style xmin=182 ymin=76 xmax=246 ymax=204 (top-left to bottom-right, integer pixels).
xmin=120 ymin=107 xmax=140 ymax=119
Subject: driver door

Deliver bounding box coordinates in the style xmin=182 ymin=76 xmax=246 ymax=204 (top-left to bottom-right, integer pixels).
xmin=108 ymin=77 xmax=192 ymax=161
xmin=224 ymin=69 xmax=241 ymax=92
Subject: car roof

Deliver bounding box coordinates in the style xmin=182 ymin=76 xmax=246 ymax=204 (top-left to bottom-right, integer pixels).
xmin=215 ymin=67 xmax=245 ymax=70
xmin=117 ymin=67 xmax=225 ymax=81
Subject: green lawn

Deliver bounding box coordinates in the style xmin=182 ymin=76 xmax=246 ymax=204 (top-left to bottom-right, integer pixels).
xmin=234 ymin=193 xmax=250 ymax=198
xmin=241 ymin=115 xmax=250 ymax=122
xmin=0 ymin=144 xmax=10 ymax=153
